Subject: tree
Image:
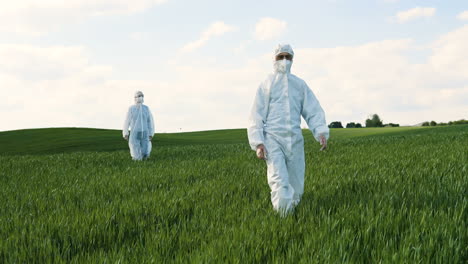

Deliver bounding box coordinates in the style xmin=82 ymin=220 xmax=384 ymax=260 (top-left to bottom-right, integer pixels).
xmin=346 ymin=122 xmax=363 ymax=128
xmin=328 ymin=121 xmax=343 ymax=128
xmin=384 ymin=123 xmax=400 ymax=127
xmin=365 ymin=114 xmax=383 ymax=127
xmin=420 ymin=119 xmax=467 ymax=126
xmin=452 ymin=119 xmax=468 ymax=125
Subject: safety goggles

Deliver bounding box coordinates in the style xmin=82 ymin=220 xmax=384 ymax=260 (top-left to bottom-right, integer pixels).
xmin=276 ymin=54 xmax=293 ymax=60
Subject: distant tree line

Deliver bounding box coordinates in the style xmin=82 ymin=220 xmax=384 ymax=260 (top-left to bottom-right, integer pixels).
xmin=422 ymin=119 xmax=468 ymax=126
xmin=328 ymin=115 xmax=467 ymax=129
xmin=346 ymin=122 xmax=362 ymax=128
xmin=328 ymin=114 xmax=399 ymax=129
xmin=328 ymin=114 xmax=468 ymax=128
xmin=328 ymin=121 xmax=344 ymax=128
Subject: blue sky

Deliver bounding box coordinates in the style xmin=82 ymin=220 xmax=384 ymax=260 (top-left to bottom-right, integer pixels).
xmin=0 ymin=0 xmax=467 ymax=132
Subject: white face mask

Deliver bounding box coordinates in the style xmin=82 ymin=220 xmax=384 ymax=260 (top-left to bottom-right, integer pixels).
xmin=134 ymin=96 xmax=144 ymax=104
xmin=274 ymin=59 xmax=292 ymax=74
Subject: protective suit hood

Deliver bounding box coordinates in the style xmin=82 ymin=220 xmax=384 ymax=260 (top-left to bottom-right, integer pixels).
xmin=274 ymin=43 xmax=294 ymax=58
xmin=134 ymin=91 xmax=144 ymax=104
xmin=273 ymin=44 xmax=294 ymax=74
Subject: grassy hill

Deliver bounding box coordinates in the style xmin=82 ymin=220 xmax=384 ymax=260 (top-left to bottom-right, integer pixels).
xmin=0 ymin=126 xmax=425 ymax=155
xmin=0 ymin=125 xmax=466 ymax=263
xmin=0 ymin=128 xmax=247 ymax=155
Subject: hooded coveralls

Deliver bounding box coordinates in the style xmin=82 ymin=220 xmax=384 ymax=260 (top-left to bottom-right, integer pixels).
xmin=123 ymin=98 xmax=155 ymax=160
xmin=247 ymin=44 xmax=329 ymax=214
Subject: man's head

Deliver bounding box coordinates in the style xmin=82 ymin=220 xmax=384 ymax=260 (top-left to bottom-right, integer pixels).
xmin=274 ymin=44 xmax=294 ymax=61
xmin=134 ymin=91 xmax=144 ymax=104
xmin=274 ymin=44 xmax=294 ymax=73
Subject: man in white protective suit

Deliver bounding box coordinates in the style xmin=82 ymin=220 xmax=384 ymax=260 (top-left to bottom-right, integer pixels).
xmin=123 ymin=91 xmax=155 ymax=161
xmin=247 ymin=44 xmax=329 ymax=216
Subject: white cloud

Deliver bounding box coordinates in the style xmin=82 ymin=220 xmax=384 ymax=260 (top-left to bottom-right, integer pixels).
xmin=430 ymin=25 xmax=468 ymax=78
xmin=0 ymin=45 xmax=89 ymax=79
xmin=130 ymin=31 xmax=151 ymax=41
xmin=179 ymin=21 xmax=237 ymax=53
xmin=153 ymin=26 xmax=468 ymax=130
xmin=291 ymin=26 xmax=468 ymax=126
xmin=0 ymin=0 xmax=169 ymax=35
xmin=152 ymin=29 xmax=468 ymax=131
xmin=457 ymin=11 xmax=468 ymax=21
xmin=2 ymin=24 xmax=468 ymax=132
xmin=254 ymin=17 xmax=287 ymax=41
xmin=0 ymin=44 xmax=118 ymax=131
xmin=395 ymin=7 xmax=436 ymax=23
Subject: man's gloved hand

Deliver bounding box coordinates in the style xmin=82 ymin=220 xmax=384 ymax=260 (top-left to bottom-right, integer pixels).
xmin=256 ymin=144 xmax=267 ymax=160
xmin=124 ymin=135 xmax=129 ymax=141
xmin=319 ymin=135 xmax=327 ymax=151
xmin=149 ymin=136 xmax=153 ymax=141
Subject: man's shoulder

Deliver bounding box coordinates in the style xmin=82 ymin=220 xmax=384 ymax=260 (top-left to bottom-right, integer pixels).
xmin=143 ymin=105 xmax=153 ymax=112
xmin=291 ymin=74 xmax=311 ymax=92
xmin=289 ymin=73 xmax=306 ymax=84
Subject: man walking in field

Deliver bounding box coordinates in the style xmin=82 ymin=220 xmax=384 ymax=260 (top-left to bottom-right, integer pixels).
xmin=123 ymin=91 xmax=155 ymax=160
xmin=247 ymin=44 xmax=329 ymax=216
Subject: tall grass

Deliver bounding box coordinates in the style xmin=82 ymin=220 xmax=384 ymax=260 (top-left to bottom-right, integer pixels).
xmin=0 ymin=125 xmax=466 ymax=263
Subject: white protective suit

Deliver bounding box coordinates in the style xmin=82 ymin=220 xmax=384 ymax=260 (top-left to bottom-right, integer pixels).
xmin=247 ymin=44 xmax=329 ymax=215
xmin=123 ymin=91 xmax=155 ymax=160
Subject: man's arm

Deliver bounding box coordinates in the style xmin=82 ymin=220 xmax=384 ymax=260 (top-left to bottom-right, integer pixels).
xmin=247 ymin=85 xmax=268 ymax=152
xmin=123 ymin=107 xmax=132 ymax=140
xmin=301 ymin=82 xmax=329 ymax=147
xmin=147 ymin=107 xmax=155 ymax=140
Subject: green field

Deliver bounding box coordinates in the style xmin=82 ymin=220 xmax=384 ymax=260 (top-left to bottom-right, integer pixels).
xmin=0 ymin=125 xmax=466 ymax=263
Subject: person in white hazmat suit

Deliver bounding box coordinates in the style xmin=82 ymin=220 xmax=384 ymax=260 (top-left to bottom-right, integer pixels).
xmin=123 ymin=91 xmax=155 ymax=160
xmin=247 ymin=44 xmax=329 ymax=216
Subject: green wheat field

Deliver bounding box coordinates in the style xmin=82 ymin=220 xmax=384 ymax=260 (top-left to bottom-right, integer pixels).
xmin=0 ymin=125 xmax=466 ymax=263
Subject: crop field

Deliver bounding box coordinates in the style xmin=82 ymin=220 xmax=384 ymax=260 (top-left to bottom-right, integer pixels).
xmin=0 ymin=125 xmax=466 ymax=263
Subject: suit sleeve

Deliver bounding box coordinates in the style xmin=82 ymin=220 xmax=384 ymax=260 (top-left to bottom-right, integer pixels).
xmin=247 ymin=84 xmax=268 ymax=150
xmin=123 ymin=106 xmax=132 ymax=137
xmin=147 ymin=107 xmax=155 ymax=136
xmin=301 ymin=82 xmax=329 ymax=141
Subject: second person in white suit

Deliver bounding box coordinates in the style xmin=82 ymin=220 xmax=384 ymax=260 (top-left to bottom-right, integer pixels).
xmin=123 ymin=91 xmax=155 ymax=161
